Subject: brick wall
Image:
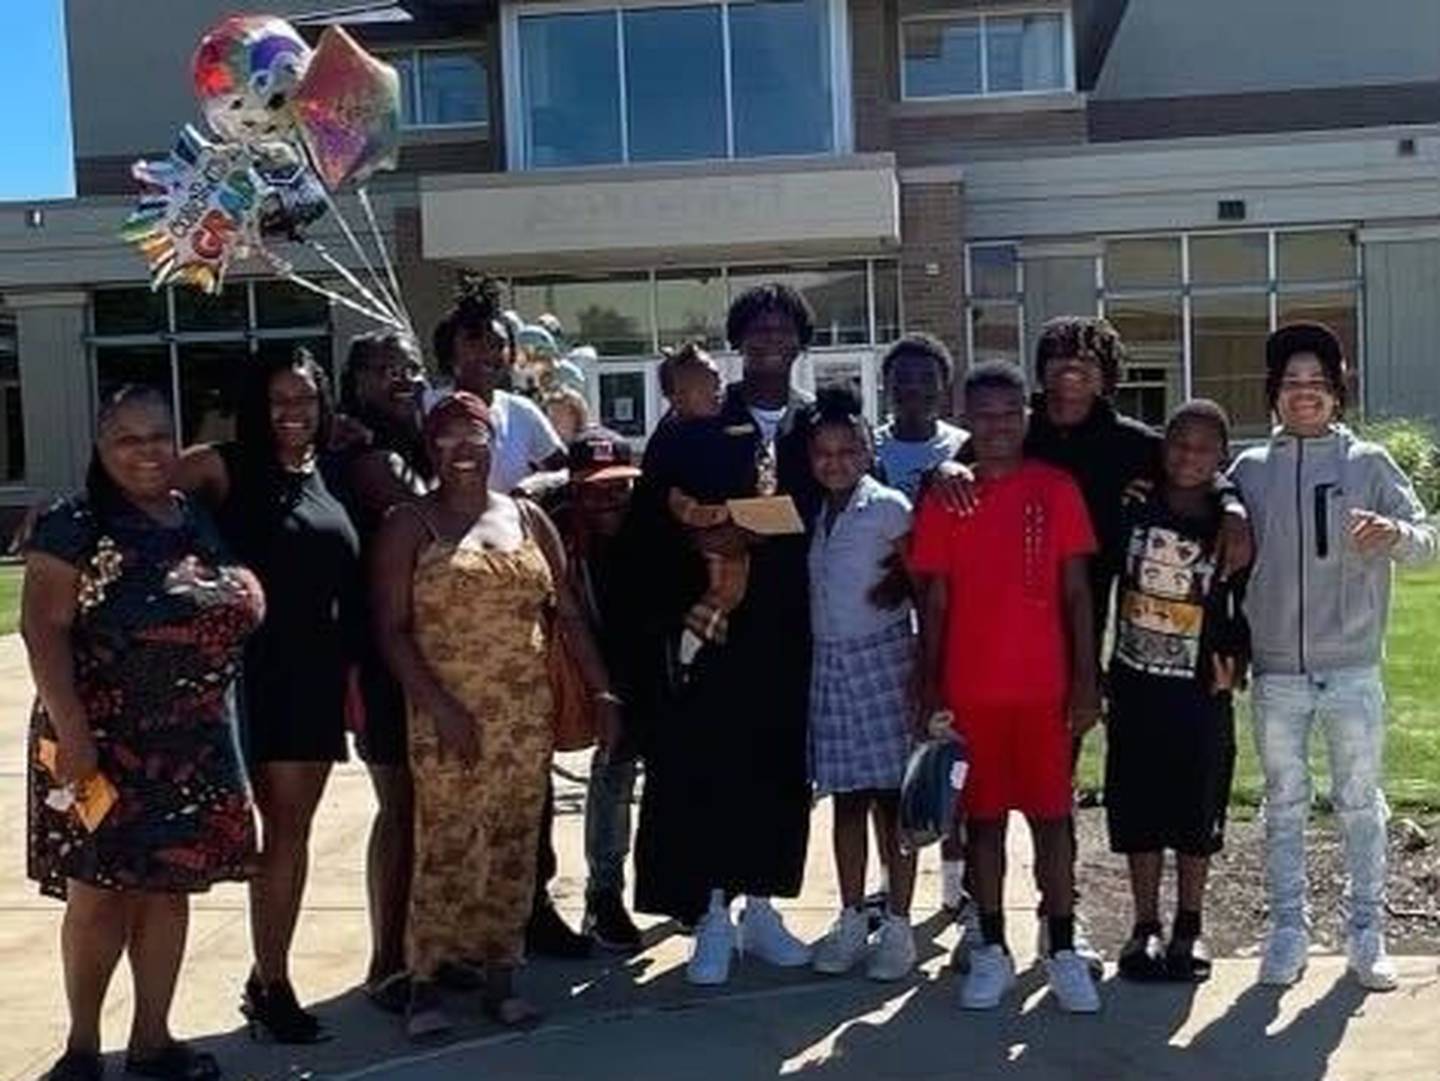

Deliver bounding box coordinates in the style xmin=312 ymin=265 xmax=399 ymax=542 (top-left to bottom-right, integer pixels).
xmin=395 ymin=206 xmax=459 ymax=371
xmin=892 ymin=107 xmax=1088 ymax=167
xmin=850 ymin=0 xmax=895 ymax=152
xmin=899 ymin=179 xmax=966 ymax=368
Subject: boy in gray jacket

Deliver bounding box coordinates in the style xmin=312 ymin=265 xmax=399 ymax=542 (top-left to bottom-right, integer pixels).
xmin=1228 ymin=323 xmax=1436 ymax=991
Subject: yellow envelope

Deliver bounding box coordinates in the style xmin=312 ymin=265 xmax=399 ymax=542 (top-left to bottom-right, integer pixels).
xmin=726 ymin=495 xmax=805 ymax=536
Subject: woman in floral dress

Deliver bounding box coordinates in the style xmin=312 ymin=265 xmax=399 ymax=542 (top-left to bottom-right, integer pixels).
xmin=25 ymin=386 xmax=264 ymax=1081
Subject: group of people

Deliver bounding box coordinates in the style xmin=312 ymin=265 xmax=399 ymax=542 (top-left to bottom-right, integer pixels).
xmin=23 ymin=273 xmax=1435 ymax=1080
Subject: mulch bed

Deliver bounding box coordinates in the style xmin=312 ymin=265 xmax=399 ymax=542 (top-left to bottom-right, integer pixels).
xmin=1073 ymin=807 xmax=1440 ymax=956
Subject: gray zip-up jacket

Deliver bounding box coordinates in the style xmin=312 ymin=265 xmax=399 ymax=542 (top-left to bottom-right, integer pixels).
xmin=1227 ymin=425 xmax=1436 ymax=675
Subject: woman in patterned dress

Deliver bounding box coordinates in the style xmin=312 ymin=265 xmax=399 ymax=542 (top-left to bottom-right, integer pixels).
xmin=371 ymin=392 xmax=618 ymax=1039
xmin=24 ymin=386 xmax=264 ymax=1081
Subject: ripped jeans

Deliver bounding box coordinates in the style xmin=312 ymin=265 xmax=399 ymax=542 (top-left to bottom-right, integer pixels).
xmin=1252 ymin=667 xmax=1389 ymax=934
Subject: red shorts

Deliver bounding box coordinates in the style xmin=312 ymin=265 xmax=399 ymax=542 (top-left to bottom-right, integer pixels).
xmin=951 ymin=702 xmax=1072 ymax=820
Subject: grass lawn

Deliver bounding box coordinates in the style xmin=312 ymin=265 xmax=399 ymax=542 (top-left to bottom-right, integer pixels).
xmin=1077 ymin=562 xmax=1440 ymax=811
xmin=0 ymin=562 xmax=19 ymax=636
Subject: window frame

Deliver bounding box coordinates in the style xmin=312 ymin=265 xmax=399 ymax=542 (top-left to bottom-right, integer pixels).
xmin=502 ymin=0 xmax=854 ymax=169
xmin=898 ymin=5 xmax=1075 ymax=103
xmin=387 ymin=43 xmax=490 ymax=132
xmin=88 ymin=280 xmax=334 ymax=447
xmin=964 ymin=225 xmax=1364 ymax=433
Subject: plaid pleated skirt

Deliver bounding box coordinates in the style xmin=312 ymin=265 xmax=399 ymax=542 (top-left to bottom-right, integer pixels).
xmin=809 ymin=619 xmax=916 ymax=794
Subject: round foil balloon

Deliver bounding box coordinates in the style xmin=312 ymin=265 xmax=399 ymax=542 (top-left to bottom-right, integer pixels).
xmin=120 ymin=126 xmax=265 ymax=294
xmin=292 ymin=26 xmax=401 ymax=189
xmin=193 ymin=15 xmax=312 ymax=145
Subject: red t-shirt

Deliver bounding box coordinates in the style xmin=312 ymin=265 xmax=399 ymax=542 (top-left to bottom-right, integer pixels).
xmin=909 ymin=461 xmax=1097 ymax=708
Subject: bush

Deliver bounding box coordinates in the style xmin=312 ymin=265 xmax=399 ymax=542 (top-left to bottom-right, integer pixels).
xmin=1356 ymin=416 xmax=1440 ymax=512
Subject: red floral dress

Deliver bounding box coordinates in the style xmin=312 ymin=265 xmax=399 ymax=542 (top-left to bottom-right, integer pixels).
xmin=26 ymin=494 xmax=264 ymax=899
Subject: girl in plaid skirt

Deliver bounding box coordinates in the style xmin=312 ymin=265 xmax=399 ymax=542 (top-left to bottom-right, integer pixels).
xmin=805 ymin=390 xmax=919 ymax=982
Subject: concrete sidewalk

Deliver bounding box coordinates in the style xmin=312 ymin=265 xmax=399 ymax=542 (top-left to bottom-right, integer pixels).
xmin=2 ymin=633 xmax=1438 ymax=1081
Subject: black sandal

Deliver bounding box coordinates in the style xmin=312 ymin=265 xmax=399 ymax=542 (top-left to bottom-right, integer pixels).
xmin=46 ymin=1049 xmax=103 ymax=1081
xmin=482 ymin=994 xmax=543 ymax=1030
xmin=1166 ymin=935 xmax=1213 ymax=982
xmin=124 ymin=1042 xmax=220 ymax=1080
xmin=241 ymin=974 xmax=330 ymax=1044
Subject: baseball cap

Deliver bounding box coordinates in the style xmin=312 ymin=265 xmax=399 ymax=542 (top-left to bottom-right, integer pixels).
xmin=568 ymin=426 xmax=640 ymax=484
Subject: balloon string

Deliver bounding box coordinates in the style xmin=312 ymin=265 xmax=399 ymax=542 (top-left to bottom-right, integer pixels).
xmin=256 ymin=249 xmax=405 ymax=330
xmin=357 ymin=186 xmax=411 ymax=334
xmin=302 ymin=239 xmax=400 ymax=328
xmin=315 ymin=183 xmax=402 ymax=321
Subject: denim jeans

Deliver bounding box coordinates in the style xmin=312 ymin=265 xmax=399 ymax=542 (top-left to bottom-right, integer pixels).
xmin=1252 ymin=666 xmax=1389 ymax=933
xmin=585 ymin=747 xmax=638 ymax=900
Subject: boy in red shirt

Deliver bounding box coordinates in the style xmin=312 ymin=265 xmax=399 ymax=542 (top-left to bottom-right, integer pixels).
xmin=911 ymin=361 xmax=1102 ymax=1013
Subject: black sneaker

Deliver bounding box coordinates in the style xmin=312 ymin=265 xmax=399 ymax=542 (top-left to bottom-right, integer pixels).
xmin=1117 ymin=929 xmax=1169 ymax=982
xmin=526 ymin=901 xmax=594 ymax=959
xmin=1165 ymin=935 xmax=1213 ymax=983
xmin=585 ymin=892 xmax=643 ymax=953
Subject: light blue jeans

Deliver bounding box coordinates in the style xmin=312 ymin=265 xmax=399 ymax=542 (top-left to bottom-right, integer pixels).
xmin=585 ymin=747 xmax=638 ymax=900
xmin=1252 ymin=666 xmax=1389 ymax=933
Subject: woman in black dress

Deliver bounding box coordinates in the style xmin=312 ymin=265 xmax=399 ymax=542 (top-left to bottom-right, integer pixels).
xmin=178 ymin=347 xmax=361 ymax=1042
xmin=329 ymin=330 xmax=431 ymax=1008
xmin=25 ymin=386 xmax=264 ymax=1081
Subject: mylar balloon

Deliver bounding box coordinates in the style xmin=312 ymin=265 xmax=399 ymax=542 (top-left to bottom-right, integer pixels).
xmin=292 ymin=26 xmax=401 ymax=190
xmin=252 ymin=142 xmax=329 ymax=240
xmin=194 ymin=15 xmax=311 ymax=145
xmin=120 ymin=126 xmax=264 ymax=294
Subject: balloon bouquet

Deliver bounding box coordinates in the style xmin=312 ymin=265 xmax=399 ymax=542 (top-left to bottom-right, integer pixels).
xmin=120 ymin=15 xmax=410 ymax=331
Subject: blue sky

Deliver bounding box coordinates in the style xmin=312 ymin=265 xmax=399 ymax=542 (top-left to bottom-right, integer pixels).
xmin=0 ymin=0 xmax=74 ymax=201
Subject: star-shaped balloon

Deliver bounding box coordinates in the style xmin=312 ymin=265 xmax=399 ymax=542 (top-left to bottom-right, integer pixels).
xmin=292 ymin=26 xmax=401 ymax=190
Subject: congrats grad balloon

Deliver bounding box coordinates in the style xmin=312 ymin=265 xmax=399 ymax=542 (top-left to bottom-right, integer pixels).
xmin=120 ymin=126 xmax=264 ymax=294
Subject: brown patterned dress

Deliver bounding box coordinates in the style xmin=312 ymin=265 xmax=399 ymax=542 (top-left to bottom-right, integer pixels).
xmin=405 ymin=515 xmax=555 ymax=976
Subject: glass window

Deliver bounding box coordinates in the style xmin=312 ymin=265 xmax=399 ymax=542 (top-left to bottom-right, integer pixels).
xmin=1278 ymin=230 xmax=1356 ymax=285
xmin=727 ymin=262 xmax=868 ymax=347
xmin=985 ymin=14 xmax=1065 ymax=94
xmin=1190 ymin=234 xmax=1269 ymax=288
xmin=969 ymin=244 xmax=1019 ymax=300
xmin=93 ymin=288 xmax=166 ymax=337
xmin=874 ymin=260 xmax=901 ymax=343
xmin=1191 ymin=293 xmax=1271 ymax=435
xmin=730 ymin=0 xmax=833 ymax=157
xmin=512 ymin=273 xmax=653 ymax=356
xmin=174 ymin=286 xmax=248 ymax=333
xmin=1104 ymin=237 xmax=1181 ymax=291
xmin=520 ymin=12 xmax=623 ymax=167
xmin=254 ymin=280 xmax=331 ymax=329
xmin=1023 ymin=255 xmax=1095 ymax=360
xmin=178 ymin=343 xmax=252 ymax=446
xmin=0 ymin=314 xmax=23 ymax=482
xmin=657 ymin=269 xmax=726 ymax=350
xmin=599 ymin=370 xmax=647 ymax=437
xmin=418 ymin=50 xmax=488 ymax=126
xmin=95 ymin=345 xmax=173 ymax=416
xmin=624 ymin=7 xmax=726 ymax=162
xmin=970 ymin=303 xmax=1020 ymax=365
xmin=813 ymin=355 xmax=863 ymax=404
xmin=1106 ymin=295 xmax=1183 ymax=429
xmin=902 ymin=18 xmax=981 ymax=98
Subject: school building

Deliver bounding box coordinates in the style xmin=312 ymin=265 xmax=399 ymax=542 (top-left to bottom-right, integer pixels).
xmin=3 ymin=0 xmax=1440 ymax=516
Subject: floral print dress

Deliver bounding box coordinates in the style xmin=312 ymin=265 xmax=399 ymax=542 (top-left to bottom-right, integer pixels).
xmin=25 ymin=494 xmax=265 ymax=900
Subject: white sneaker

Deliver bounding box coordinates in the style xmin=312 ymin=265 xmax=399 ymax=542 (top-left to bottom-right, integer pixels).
xmin=1037 ymin=918 xmax=1104 ymax=980
xmin=1046 ymin=949 xmax=1101 ymax=1013
xmin=738 ymin=898 xmax=811 ymax=967
xmin=813 ymin=908 xmax=869 ymax=975
xmin=1258 ymin=925 xmax=1309 ymax=987
xmin=686 ymin=904 xmax=736 ymax=986
xmin=941 ymin=860 xmax=966 ymax=912
xmin=1346 ymin=927 xmax=1399 ymax=992
xmin=867 ymin=914 xmax=917 ymax=982
xmin=959 ymin=944 xmax=1016 ymax=1010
